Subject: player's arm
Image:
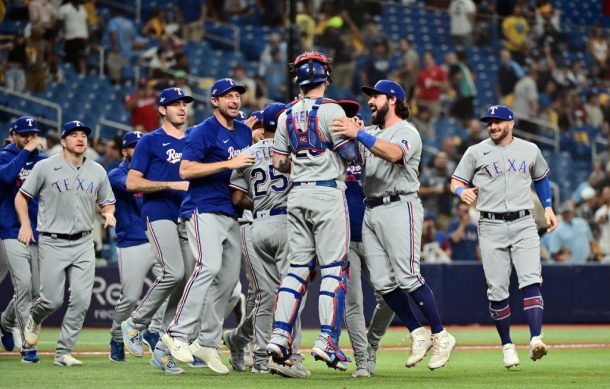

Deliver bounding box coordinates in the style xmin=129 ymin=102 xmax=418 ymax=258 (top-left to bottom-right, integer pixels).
xmin=101 ymin=204 xmax=116 ymax=228
xmin=15 ymin=191 xmax=34 ymax=245
xmin=180 ymin=154 xmax=255 ymax=180
xmin=532 ymin=148 xmax=557 ymax=232
xmin=450 ymin=178 xmax=478 ymax=205
xmin=272 ymin=153 xmax=291 ymax=173
xmin=231 ymin=189 xmax=253 ymax=210
xmin=126 ymin=169 xmax=188 ymax=193
xmin=0 ymin=138 xmax=44 ymax=183
xmin=330 ymin=117 xmax=404 ymax=163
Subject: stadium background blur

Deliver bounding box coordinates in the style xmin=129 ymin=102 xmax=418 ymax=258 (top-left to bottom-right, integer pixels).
xmin=0 ymin=0 xmax=609 ymax=326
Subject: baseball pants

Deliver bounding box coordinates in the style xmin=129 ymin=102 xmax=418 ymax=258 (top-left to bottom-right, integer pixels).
xmin=195 ymin=279 xmax=242 ymax=348
xmin=111 ymin=242 xmax=168 ymax=342
xmin=363 ymin=194 xmax=425 ymax=294
xmin=167 ymin=212 xmax=241 ymax=346
xmin=0 ymin=239 xmax=17 ymax=334
xmin=31 ymin=235 xmax=95 ymax=357
xmin=2 ymin=240 xmax=39 ymax=348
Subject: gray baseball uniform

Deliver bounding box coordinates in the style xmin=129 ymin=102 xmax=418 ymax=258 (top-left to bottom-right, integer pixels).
xmin=452 ymin=137 xmax=549 ymax=301
xmin=20 ymin=154 xmax=115 ymax=357
xmin=0 ymin=240 xmax=17 ymax=338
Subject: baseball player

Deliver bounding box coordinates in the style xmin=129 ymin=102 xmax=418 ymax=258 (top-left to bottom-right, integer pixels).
xmin=108 ymin=130 xmax=168 ymax=362
xmin=17 ymin=120 xmax=116 ymax=366
xmin=331 ymin=80 xmax=456 ymax=370
xmin=450 ymin=105 xmax=557 ymax=368
xmin=0 ymin=116 xmax=46 ymax=363
xmin=266 ymin=51 xmax=359 ymax=372
xmin=120 ymin=87 xmax=194 ymax=375
xmin=161 ymin=78 xmax=255 ymax=374
xmin=0 ymin=241 xmax=18 ymax=353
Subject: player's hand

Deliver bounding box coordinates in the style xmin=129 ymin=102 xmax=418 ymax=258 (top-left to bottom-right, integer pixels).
xmin=228 ymin=153 xmax=256 ymax=169
xmin=330 ymin=117 xmax=360 ymax=138
xmin=459 ymin=186 xmax=479 ymax=204
xmin=245 ymin=116 xmax=259 ymax=129
xmin=251 ymin=128 xmax=264 ymax=143
xmin=172 ymin=181 xmax=189 ymax=191
xmin=102 ymin=212 xmax=116 ymax=228
xmin=17 ymin=225 xmax=35 ymax=245
xmin=23 ymin=137 xmax=44 ymax=152
xmin=544 ymin=207 xmax=557 ymax=233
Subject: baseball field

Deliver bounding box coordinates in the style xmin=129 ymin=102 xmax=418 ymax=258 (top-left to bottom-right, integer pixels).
xmin=1 ymin=325 xmax=608 ymax=388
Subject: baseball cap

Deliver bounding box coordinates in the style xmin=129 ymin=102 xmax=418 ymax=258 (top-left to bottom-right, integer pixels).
xmin=236 ymin=111 xmax=247 ymax=121
xmin=11 ymin=116 xmax=40 ymax=133
xmin=61 ymin=120 xmax=91 ymax=138
xmin=362 ymin=80 xmax=406 ymax=101
xmin=158 ymin=87 xmax=194 ymax=106
xmin=211 ymin=78 xmax=246 ymax=97
xmin=122 ymin=130 xmax=143 ymax=148
xmin=480 ymin=105 xmax=514 ymax=122
xmin=263 ymin=103 xmax=286 ymax=132
xmin=252 ymin=110 xmax=264 ymax=122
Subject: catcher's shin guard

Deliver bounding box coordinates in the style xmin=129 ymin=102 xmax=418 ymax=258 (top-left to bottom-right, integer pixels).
xmin=273 ymin=261 xmax=315 ymax=335
xmin=319 ymin=260 xmax=349 ymax=345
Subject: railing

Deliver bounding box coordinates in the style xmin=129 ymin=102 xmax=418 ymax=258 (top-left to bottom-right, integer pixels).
xmin=592 ymin=135 xmax=609 ymax=164
xmin=94 ymin=118 xmax=133 ymax=140
xmin=90 ymin=45 xmax=105 ymax=79
xmin=512 ymin=113 xmax=561 ymax=152
xmin=205 ymin=20 xmax=241 ymax=52
xmin=0 ymin=86 xmax=62 ymax=129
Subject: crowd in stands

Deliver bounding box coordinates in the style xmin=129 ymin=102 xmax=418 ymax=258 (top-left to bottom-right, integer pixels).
xmin=0 ymin=0 xmax=609 ymax=264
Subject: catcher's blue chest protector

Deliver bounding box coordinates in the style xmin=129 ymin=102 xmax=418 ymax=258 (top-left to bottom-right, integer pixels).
xmin=285 ymin=97 xmax=334 ymax=158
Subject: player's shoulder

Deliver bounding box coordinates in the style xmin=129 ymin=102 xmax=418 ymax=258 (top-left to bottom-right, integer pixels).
xmin=36 ymin=154 xmax=60 ymax=167
xmin=512 ymin=136 xmax=540 ymax=151
xmin=85 ymin=157 xmax=110 ymax=175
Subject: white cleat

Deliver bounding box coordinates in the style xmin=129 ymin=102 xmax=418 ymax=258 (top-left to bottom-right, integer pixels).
xmin=161 ymin=334 xmax=193 ymax=364
xmin=428 ymin=330 xmax=456 ymax=370
xmin=12 ymin=327 xmax=22 ymax=351
xmin=529 ymin=335 xmax=549 ymax=361
xmin=24 ymin=315 xmax=41 ymax=346
xmin=405 ymin=327 xmax=432 ymax=368
xmin=54 ymin=354 xmax=84 ymax=367
xmin=502 ymin=343 xmax=520 ymax=369
xmin=190 ymin=342 xmax=229 ymax=375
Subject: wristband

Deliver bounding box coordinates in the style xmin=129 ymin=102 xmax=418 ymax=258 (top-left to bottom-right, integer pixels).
xmin=356 ymin=130 xmax=376 ymax=149
xmin=454 ymin=186 xmax=465 ymax=197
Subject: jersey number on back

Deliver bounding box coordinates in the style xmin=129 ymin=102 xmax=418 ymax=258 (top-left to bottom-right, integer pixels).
xmin=251 ymin=166 xmax=289 ymax=197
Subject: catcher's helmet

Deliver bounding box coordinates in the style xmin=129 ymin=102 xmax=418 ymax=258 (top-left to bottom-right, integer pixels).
xmin=290 ymin=51 xmax=333 ymax=86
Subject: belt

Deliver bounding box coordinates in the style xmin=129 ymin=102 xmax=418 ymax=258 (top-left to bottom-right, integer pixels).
xmin=40 ymin=231 xmax=91 ymax=240
xmin=365 ymin=194 xmax=402 ymax=208
xmin=480 ymin=210 xmax=530 ymax=221
xmin=253 ymin=208 xmax=288 ymax=219
xmin=293 ymin=180 xmax=337 ymax=188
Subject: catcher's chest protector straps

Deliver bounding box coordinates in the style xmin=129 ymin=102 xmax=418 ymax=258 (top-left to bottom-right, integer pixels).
xmin=286 ymin=97 xmax=333 ymax=157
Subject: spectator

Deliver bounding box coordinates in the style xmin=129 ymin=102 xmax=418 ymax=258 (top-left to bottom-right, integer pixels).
xmin=43 ymin=129 xmax=60 ymax=154
xmin=173 ymin=70 xmax=195 ymax=125
xmin=447 ymin=202 xmax=480 ymax=261
xmin=257 ymin=0 xmax=283 ymax=26
xmin=296 ymin=1 xmax=315 ymax=50
xmin=393 ymin=37 xmax=419 ymax=102
xmin=231 ymin=64 xmax=259 ymax=110
xmin=141 ymin=8 xmax=167 ymax=39
xmin=533 ymin=2 xmax=561 ymax=39
xmin=457 ymin=118 xmax=485 ymax=157
xmin=25 ymin=26 xmax=49 ymax=92
xmin=28 ymin=0 xmax=56 ymax=40
xmin=258 ymin=32 xmax=286 ymax=77
xmin=98 ymin=137 xmax=122 ymax=172
xmin=448 ymin=0 xmax=476 ymax=46
xmin=104 ymin=8 xmax=147 ymax=84
xmin=415 ymin=50 xmax=447 ymax=121
xmin=421 ymin=213 xmax=452 ymax=263
xmin=139 ymin=35 xmax=177 ymax=79
xmin=56 ymin=0 xmax=89 ymax=75
xmin=317 ymin=11 xmax=356 ymax=91
xmin=587 ymin=27 xmax=608 ymax=80
xmin=496 ymin=49 xmax=524 ymax=104
xmin=594 ymin=185 xmax=610 ymax=262
xmin=448 ymin=50 xmax=477 ymax=126
xmin=473 ymin=0 xmax=494 ymax=46
xmin=360 ymin=38 xmax=393 ymax=87
xmin=410 ymin=105 xmax=435 ymax=142
xmin=3 ymin=33 xmax=27 ymax=91
xmin=83 ymin=0 xmax=104 ymax=44
xmin=176 ymin=0 xmax=206 ymax=42
xmin=584 ymin=92 xmax=604 ymax=128
xmin=502 ymin=6 xmax=530 ymax=64
xmin=440 ymin=137 xmax=459 ymax=173
xmin=263 ymin=47 xmax=286 ymax=102
xmin=419 ymin=151 xmax=453 ymax=230
xmin=512 ymin=67 xmax=539 ymax=132
xmin=125 ymin=78 xmax=159 ymax=132
xmin=361 ymin=19 xmax=388 ymax=53
xmin=548 ymin=203 xmax=594 ymax=263
xmin=576 ymin=185 xmax=599 ymax=227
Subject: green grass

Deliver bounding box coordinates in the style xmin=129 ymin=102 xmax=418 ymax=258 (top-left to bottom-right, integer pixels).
xmin=1 ymin=326 xmax=609 ymax=388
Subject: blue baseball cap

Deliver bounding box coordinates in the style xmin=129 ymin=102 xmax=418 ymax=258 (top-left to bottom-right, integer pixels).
xmin=480 ymin=105 xmax=514 ymax=122
xmin=11 ymin=116 xmax=40 ymax=133
xmin=158 ymin=87 xmax=194 ymax=106
xmin=362 ymin=80 xmax=406 ymax=101
xmin=61 ymin=120 xmax=91 ymax=138
xmin=252 ymin=110 xmax=264 ymax=122
xmin=122 ymin=130 xmax=143 ymax=148
xmin=263 ymin=103 xmax=286 ymax=132
xmin=211 ymin=78 xmax=246 ymax=97
xmin=236 ymin=111 xmax=247 ymax=121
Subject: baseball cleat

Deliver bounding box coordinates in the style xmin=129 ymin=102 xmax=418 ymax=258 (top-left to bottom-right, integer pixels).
xmin=54 ymin=354 xmax=84 ymax=367
xmin=13 ymin=327 xmax=22 ymax=351
xmin=121 ymin=320 xmax=143 ymax=357
xmin=405 ymin=327 xmax=432 ymax=368
xmin=244 ymin=342 xmax=254 ymax=368
xmin=502 ymin=343 xmax=520 ymax=369
xmin=109 ymin=339 xmax=125 ymax=363
xmin=427 ymin=330 xmax=456 ymax=370
xmin=150 ymin=347 xmax=184 ymax=375
xmin=223 ymin=330 xmax=246 ymax=372
xmin=190 ymin=342 xmax=229 ymax=375
xmin=161 ymin=334 xmax=193 ymax=364
xmin=142 ymin=331 xmax=160 ymax=354
xmin=268 ymin=360 xmax=309 ymax=378
xmin=187 ymin=356 xmax=207 ymax=368
xmin=311 ymin=335 xmax=351 ymax=371
xmin=21 ymin=349 xmax=40 ymax=363
xmin=251 ymin=362 xmax=270 ymax=374
xmin=0 ymin=323 xmax=15 ymax=351
xmin=266 ymin=343 xmax=294 ymax=366
xmin=529 ymin=335 xmax=548 ymax=361
xmin=366 ymin=343 xmax=378 ymax=375
xmin=24 ymin=315 xmax=41 ymax=346
xmin=352 ymin=353 xmax=370 ymax=378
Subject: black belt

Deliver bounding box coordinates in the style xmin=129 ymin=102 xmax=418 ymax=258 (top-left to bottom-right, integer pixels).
xmin=293 ymin=180 xmax=337 ymax=188
xmin=365 ymin=194 xmax=401 ymax=208
xmin=40 ymin=231 xmax=91 ymax=240
xmin=253 ymin=208 xmax=288 ymax=219
xmin=480 ymin=210 xmax=530 ymax=221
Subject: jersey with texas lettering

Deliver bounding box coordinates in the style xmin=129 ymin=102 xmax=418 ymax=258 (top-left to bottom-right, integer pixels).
xmin=452 ymin=137 xmax=549 ymax=212
xmin=129 ymin=128 xmax=187 ymax=223
xmin=0 ymin=143 xmax=46 ymax=240
xmin=20 ymin=154 xmax=115 ymax=234
xmin=229 ymin=138 xmax=290 ymax=214
xmin=182 ymin=115 xmax=251 ymax=218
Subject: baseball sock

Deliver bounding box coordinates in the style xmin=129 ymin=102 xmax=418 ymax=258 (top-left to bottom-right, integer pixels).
xmin=489 ymin=300 xmax=512 ymax=345
xmin=521 ymin=284 xmax=543 ymax=338
xmin=381 ymin=288 xmax=421 ymax=332
xmin=409 ymin=284 xmax=444 ymax=334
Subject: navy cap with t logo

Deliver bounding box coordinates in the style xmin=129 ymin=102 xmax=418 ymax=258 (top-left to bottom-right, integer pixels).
xmin=61 ymin=120 xmax=92 ymax=138
xmin=480 ymin=105 xmax=514 ymax=122
xmin=11 ymin=116 xmax=40 ymax=133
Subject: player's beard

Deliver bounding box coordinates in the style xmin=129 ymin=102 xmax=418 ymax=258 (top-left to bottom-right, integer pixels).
xmin=371 ymin=101 xmax=389 ymax=126
xmin=488 ymin=123 xmax=511 ymax=144
xmin=219 ymin=103 xmax=240 ymax=121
